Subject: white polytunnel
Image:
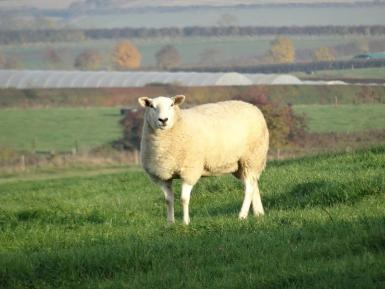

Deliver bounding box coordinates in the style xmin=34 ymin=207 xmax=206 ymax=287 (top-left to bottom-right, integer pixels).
xmin=0 ymin=70 xmax=304 ymax=89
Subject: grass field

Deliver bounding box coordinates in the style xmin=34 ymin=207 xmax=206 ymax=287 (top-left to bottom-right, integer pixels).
xmin=67 ymin=6 xmax=385 ymax=28
xmin=293 ymin=104 xmax=385 ymax=133
xmin=1 ymin=104 xmax=384 ymax=152
xmin=0 ymin=146 xmax=384 ymax=288
xmin=0 ymin=107 xmax=121 ymax=152
xmin=296 ymin=67 xmax=385 ymax=80
xmin=0 ymin=35 xmax=378 ymax=69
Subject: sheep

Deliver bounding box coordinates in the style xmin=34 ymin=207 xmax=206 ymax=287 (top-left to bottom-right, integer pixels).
xmin=138 ymin=95 xmax=269 ymax=225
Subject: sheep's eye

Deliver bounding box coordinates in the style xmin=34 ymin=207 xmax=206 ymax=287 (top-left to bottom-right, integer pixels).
xmin=149 ymin=104 xmax=155 ymax=109
xmin=170 ymin=103 xmax=174 ymax=107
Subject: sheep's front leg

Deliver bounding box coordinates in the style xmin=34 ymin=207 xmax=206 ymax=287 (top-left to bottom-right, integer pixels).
xmin=181 ymin=183 xmax=193 ymax=225
xmin=160 ymin=180 xmax=174 ymax=223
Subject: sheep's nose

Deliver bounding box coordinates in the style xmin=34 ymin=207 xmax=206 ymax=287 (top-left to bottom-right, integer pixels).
xmin=158 ymin=118 xmax=168 ymax=124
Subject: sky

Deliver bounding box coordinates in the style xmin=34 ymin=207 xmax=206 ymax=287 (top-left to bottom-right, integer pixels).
xmin=0 ymin=0 xmax=79 ymax=9
xmin=0 ymin=0 xmax=380 ymax=10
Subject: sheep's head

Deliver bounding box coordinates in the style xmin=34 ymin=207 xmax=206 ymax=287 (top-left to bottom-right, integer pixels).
xmin=138 ymin=95 xmax=185 ymax=130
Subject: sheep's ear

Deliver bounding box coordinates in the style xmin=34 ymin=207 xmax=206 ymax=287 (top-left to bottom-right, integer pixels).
xmin=138 ymin=97 xmax=152 ymax=108
xmin=172 ymin=95 xmax=185 ymax=106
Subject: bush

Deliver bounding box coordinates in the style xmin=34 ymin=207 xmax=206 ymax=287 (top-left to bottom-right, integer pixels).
xmin=233 ymin=86 xmax=307 ymax=149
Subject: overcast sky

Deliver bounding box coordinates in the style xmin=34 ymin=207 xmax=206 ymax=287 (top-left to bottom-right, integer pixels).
xmin=0 ymin=0 xmax=381 ymax=10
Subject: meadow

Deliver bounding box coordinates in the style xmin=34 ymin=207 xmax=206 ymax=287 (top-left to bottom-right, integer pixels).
xmin=296 ymin=67 xmax=385 ymax=80
xmin=67 ymin=5 xmax=385 ymax=28
xmin=0 ymin=146 xmax=384 ymax=288
xmin=1 ymin=103 xmax=385 ymax=152
xmin=0 ymin=107 xmax=121 ymax=152
xmin=293 ymin=104 xmax=385 ymax=133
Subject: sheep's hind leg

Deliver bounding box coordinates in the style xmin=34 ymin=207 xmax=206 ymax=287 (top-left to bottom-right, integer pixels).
xmin=160 ymin=180 xmax=174 ymax=224
xmin=239 ymin=178 xmax=254 ymax=219
xmin=252 ymin=181 xmax=264 ymax=216
xmin=181 ymin=183 xmax=193 ymax=225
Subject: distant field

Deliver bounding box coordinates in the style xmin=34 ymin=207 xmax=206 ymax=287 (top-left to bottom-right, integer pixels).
xmin=0 ymin=35 xmax=376 ymax=68
xmin=293 ymin=104 xmax=385 ymax=133
xmin=67 ymin=6 xmax=385 ymax=28
xmin=0 ymin=107 xmax=121 ymax=152
xmin=296 ymin=67 xmax=385 ymax=80
xmin=0 ymin=146 xmax=384 ymax=288
xmin=1 ymin=104 xmax=385 ymax=152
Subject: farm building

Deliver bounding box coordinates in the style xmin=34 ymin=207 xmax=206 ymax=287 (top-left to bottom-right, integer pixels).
xmin=0 ymin=70 xmax=302 ymax=88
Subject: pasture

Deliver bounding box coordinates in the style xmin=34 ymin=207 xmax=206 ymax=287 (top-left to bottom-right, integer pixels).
xmin=67 ymin=5 xmax=385 ymax=28
xmin=296 ymin=67 xmax=385 ymax=80
xmin=293 ymin=104 xmax=385 ymax=133
xmin=0 ymin=107 xmax=121 ymax=152
xmin=0 ymin=146 xmax=384 ymax=288
xmin=1 ymin=104 xmax=385 ymax=153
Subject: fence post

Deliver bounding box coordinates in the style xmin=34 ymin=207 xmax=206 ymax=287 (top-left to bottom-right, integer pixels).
xmin=20 ymin=155 xmax=26 ymax=171
xmin=134 ymin=149 xmax=139 ymax=165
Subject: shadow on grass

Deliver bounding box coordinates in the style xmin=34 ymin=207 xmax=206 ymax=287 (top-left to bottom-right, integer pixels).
xmin=264 ymin=176 xmax=383 ymax=210
xmin=203 ymin=175 xmax=384 ymax=218
xmin=1 ymin=216 xmax=384 ymax=289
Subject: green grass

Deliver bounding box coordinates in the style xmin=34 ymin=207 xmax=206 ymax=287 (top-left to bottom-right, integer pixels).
xmin=1 ymin=104 xmax=384 ymax=153
xmin=293 ymin=104 xmax=385 ymax=133
xmin=0 ymin=146 xmax=384 ymax=289
xmin=0 ymin=107 xmax=122 ymax=152
xmin=296 ymin=67 xmax=385 ymax=79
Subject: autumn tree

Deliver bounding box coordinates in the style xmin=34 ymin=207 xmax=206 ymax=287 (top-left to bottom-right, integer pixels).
xmin=234 ymin=87 xmax=306 ymax=153
xmin=354 ymin=39 xmax=369 ymax=53
xmin=113 ymin=41 xmax=141 ymax=70
xmin=313 ymin=47 xmax=336 ymax=62
xmin=266 ymin=37 xmax=295 ymax=64
xmin=74 ymin=49 xmax=102 ymax=70
xmin=0 ymin=50 xmax=4 ymax=68
xmin=155 ymin=45 xmax=181 ymax=69
xmin=4 ymin=56 xmax=23 ymax=69
xmin=43 ymin=47 xmax=62 ymax=67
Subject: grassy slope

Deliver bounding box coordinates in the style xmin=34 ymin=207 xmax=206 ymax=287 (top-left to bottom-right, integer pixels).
xmin=0 ymin=107 xmax=121 ymax=151
xmin=0 ymin=147 xmax=384 ymax=289
xmin=293 ymin=104 xmax=385 ymax=133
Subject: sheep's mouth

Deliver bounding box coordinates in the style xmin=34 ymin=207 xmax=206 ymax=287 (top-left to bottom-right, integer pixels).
xmin=158 ymin=124 xmax=168 ymax=130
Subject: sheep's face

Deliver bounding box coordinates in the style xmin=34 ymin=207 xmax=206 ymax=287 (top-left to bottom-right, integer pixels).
xmin=138 ymin=95 xmax=185 ymax=131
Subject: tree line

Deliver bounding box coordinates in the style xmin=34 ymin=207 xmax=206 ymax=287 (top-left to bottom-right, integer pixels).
xmin=2 ymin=25 xmax=385 ymax=45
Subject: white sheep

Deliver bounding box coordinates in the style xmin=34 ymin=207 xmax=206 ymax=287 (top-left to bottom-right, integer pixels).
xmin=138 ymin=95 xmax=269 ymax=225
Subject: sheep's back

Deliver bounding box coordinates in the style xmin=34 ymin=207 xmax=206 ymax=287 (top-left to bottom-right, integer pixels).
xmin=182 ymin=101 xmax=268 ymax=173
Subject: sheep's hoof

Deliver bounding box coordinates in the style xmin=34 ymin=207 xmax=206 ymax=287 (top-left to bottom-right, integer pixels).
xmin=183 ymin=219 xmax=190 ymax=225
xmin=238 ymin=214 xmax=248 ymax=220
xmin=253 ymin=211 xmax=265 ymax=217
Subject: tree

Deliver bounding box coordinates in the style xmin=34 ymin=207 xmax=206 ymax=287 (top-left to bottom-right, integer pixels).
xmin=74 ymin=49 xmax=102 ymax=70
xmin=234 ymin=87 xmax=306 ymax=152
xmin=313 ymin=47 xmax=336 ymax=62
xmin=266 ymin=37 xmax=295 ymax=64
xmin=4 ymin=56 xmax=23 ymax=69
xmin=112 ymin=41 xmax=141 ymax=70
xmin=155 ymin=45 xmax=181 ymax=70
xmin=43 ymin=47 xmax=62 ymax=67
xmin=0 ymin=50 xmax=4 ymax=68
